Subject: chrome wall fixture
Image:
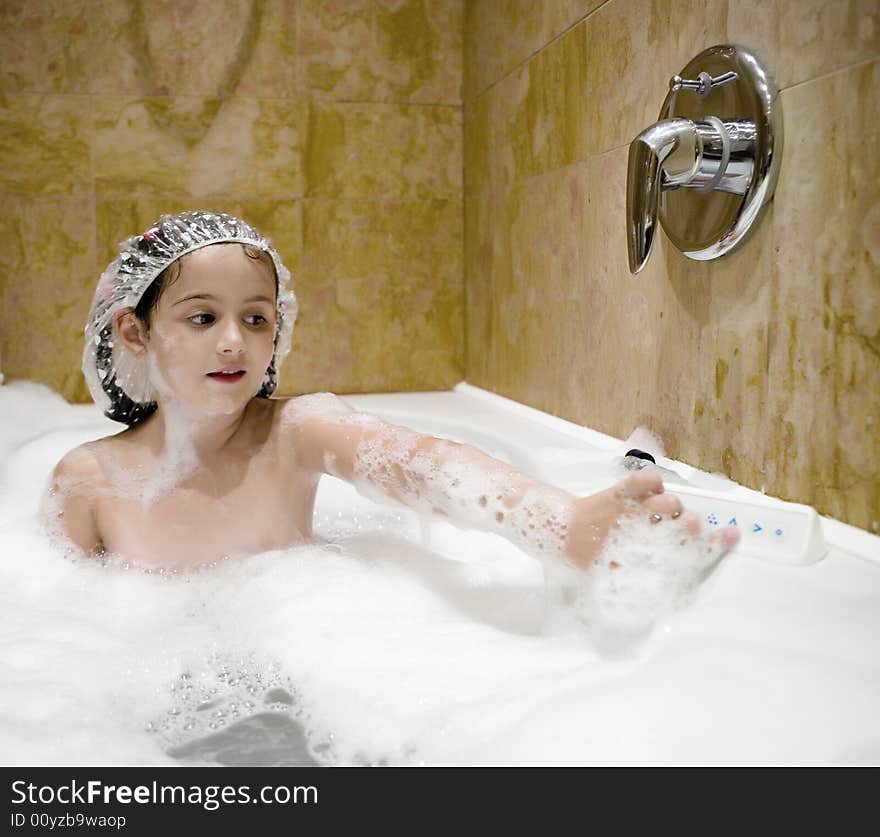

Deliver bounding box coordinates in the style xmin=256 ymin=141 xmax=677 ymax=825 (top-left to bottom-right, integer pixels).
xmin=626 ymin=45 xmax=783 ymax=274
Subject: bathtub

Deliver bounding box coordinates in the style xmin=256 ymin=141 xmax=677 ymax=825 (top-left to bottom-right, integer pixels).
xmin=0 ymin=380 xmax=878 ymax=766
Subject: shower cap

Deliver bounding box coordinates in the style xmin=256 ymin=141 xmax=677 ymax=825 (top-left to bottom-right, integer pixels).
xmin=82 ymin=210 xmax=298 ymax=426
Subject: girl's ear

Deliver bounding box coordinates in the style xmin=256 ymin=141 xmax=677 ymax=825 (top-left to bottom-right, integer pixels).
xmin=114 ymin=308 xmax=148 ymax=357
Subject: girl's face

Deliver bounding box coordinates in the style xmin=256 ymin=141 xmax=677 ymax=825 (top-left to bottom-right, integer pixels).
xmin=145 ymin=243 xmax=278 ymax=416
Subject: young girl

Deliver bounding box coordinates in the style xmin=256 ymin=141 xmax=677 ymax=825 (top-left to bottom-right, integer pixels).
xmin=47 ymin=211 xmax=739 ymax=573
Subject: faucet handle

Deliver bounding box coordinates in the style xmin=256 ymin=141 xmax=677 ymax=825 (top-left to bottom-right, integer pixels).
xmin=626 ymin=118 xmax=698 ymax=274
xmin=669 ymin=70 xmax=738 ymax=97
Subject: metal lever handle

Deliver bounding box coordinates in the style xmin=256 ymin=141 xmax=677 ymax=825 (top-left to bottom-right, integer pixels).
xmin=669 ymin=70 xmax=738 ymax=97
xmin=626 ymin=118 xmax=698 ymax=274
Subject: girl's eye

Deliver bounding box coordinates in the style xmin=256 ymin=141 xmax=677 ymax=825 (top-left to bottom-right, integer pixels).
xmin=245 ymin=314 xmax=269 ymax=326
xmin=188 ymin=313 xmax=214 ymax=326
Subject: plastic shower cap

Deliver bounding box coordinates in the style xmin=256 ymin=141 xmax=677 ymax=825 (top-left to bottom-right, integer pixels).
xmin=82 ymin=210 xmax=298 ymax=426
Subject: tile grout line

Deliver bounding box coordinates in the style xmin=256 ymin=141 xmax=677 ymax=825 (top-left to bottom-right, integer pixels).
xmin=464 ymin=0 xmax=613 ymax=106
xmin=779 ymin=54 xmax=878 ymax=93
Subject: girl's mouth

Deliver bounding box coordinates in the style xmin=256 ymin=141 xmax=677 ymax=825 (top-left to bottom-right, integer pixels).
xmin=207 ymin=370 xmax=246 ymax=383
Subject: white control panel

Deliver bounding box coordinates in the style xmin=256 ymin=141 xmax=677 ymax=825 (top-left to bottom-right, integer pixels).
xmin=670 ymin=485 xmax=827 ymax=565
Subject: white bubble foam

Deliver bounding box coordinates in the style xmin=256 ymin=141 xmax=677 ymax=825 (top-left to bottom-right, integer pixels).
xmin=561 ymin=505 xmax=726 ymax=656
xmin=623 ymin=426 xmax=667 ymax=459
xmin=3 ymin=382 xmax=879 ymax=767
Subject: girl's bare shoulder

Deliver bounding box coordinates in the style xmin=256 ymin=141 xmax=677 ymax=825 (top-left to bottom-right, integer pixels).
xmin=266 ymin=393 xmax=360 ymax=468
xmin=50 ymin=432 xmax=131 ymax=491
xmin=272 ymin=392 xmax=354 ymax=433
xmin=47 ymin=436 xmax=128 ymax=556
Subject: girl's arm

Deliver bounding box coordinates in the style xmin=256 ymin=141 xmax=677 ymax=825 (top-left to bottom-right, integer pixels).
xmin=284 ymin=395 xmax=730 ymax=569
xmin=285 ymin=394 xmax=581 ymax=566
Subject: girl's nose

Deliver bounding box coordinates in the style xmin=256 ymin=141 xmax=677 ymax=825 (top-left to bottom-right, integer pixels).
xmin=217 ymin=320 xmax=245 ymax=355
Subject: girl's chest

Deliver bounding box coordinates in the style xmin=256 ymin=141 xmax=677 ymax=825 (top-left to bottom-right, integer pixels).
xmin=95 ymin=451 xmax=320 ymax=569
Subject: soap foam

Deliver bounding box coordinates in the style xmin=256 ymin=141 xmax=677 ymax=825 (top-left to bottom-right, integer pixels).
xmin=3 ymin=382 xmax=879 ymax=766
xmin=567 ymin=503 xmax=726 ymax=656
xmin=623 ymin=426 xmax=667 ymax=459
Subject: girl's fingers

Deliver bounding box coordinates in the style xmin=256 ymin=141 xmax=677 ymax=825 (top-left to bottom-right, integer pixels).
xmin=615 ymin=472 xmax=740 ymax=558
xmin=620 ymin=470 xmax=664 ymax=500
xmin=676 ymin=511 xmax=702 ymax=536
xmin=644 ymin=492 xmax=683 ymax=520
xmin=713 ymin=526 xmax=741 ymax=551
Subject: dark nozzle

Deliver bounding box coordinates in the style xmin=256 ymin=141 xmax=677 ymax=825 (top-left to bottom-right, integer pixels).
xmin=622 ymin=448 xmax=656 ymax=470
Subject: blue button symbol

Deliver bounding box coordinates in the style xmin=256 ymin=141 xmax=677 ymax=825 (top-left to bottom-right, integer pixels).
xmin=775 ymin=528 xmax=783 ymax=536
xmin=753 ymin=523 xmax=763 ymax=533
xmin=729 ymin=517 xmax=738 ymax=526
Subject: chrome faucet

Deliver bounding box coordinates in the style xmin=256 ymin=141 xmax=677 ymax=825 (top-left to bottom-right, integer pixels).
xmin=627 ymin=118 xmax=700 ymax=274
xmin=625 ymin=46 xmax=782 ymax=274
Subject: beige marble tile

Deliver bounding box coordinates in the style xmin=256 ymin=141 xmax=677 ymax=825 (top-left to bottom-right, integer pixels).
xmin=463 ymin=59 xmax=514 ymax=197
xmin=463 ymin=183 xmax=516 ymax=395
xmin=92 ymin=97 xmax=305 ymax=199
xmin=664 ymin=219 xmax=774 ymax=490
xmin=304 ymin=102 xmax=461 ymax=199
xmin=0 ymin=0 xmax=91 ymax=93
xmin=504 ymin=165 xmax=588 ymax=414
xmin=232 ymin=0 xmax=300 ymax=98
xmin=0 ymin=198 xmax=95 ymax=402
xmin=86 ymin=0 xmax=298 ymax=97
xmin=301 ymin=0 xmax=462 ymax=104
xmin=466 ymin=152 xmax=647 ymax=442
xmin=463 ymin=190 xmax=490 ymax=380
xmin=560 ymin=148 xmax=684 ymax=449
xmin=0 ymin=94 xmax=91 ymax=197
xmin=584 ymin=0 xmax=777 ymax=155
xmin=462 ymin=93 xmax=493 ymax=197
xmin=465 ymin=164 xmax=590 ymax=414
xmin=767 ymin=60 xmax=880 ymax=532
xmin=294 ymin=198 xmax=463 ymax=393
xmin=464 ymin=21 xmax=587 ymax=197
xmin=464 ymin=0 xmax=603 ymax=102
xmin=778 ymin=0 xmax=879 ymax=89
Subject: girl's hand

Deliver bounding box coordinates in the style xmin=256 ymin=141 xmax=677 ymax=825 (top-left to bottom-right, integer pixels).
xmin=565 ymin=470 xmax=739 ymax=570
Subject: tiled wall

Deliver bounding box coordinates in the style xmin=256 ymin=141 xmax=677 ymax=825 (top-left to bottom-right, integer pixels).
xmin=0 ymin=0 xmax=464 ymax=399
xmin=1 ymin=0 xmax=877 ymax=533
xmin=464 ymin=0 xmax=879 ymax=532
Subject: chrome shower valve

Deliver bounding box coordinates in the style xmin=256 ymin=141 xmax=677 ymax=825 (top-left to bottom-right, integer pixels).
xmin=625 ymin=45 xmax=782 ymax=274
